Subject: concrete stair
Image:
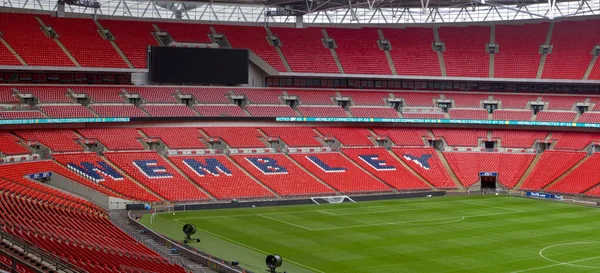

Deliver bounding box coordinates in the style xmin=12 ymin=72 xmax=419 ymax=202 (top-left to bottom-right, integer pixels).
xmin=514 ymin=152 xmax=543 ymax=189
xmin=432 ymin=27 xmax=447 ymax=77
xmin=536 ymin=22 xmax=555 ymax=79
xmin=436 ymin=150 xmax=464 ymax=189
xmin=321 ymin=29 xmax=345 ymax=74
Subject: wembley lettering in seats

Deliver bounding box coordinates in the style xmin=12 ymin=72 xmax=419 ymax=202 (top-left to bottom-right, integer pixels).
xmin=306 ymin=155 xmax=347 ymax=173
xmin=182 ymin=158 xmax=232 ymax=177
xmin=403 ymin=154 xmax=432 ymax=170
xmin=358 ymin=155 xmax=396 ymax=171
xmin=133 ymin=160 xmax=173 ymax=178
xmin=67 ymin=161 xmax=124 ymax=183
xmin=246 ymin=157 xmax=288 ymax=174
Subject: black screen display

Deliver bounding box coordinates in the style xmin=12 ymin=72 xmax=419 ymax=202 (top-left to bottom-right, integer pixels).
xmin=149 ymin=46 xmax=249 ymax=85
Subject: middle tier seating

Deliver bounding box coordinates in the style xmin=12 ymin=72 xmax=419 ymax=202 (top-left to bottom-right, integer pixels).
xmin=535 ymin=111 xmax=577 ymax=122
xmin=315 ymin=127 xmax=374 ymax=146
xmin=104 ymin=151 xmax=210 ymax=201
xmin=432 ymin=129 xmax=487 ymax=147
xmin=14 ymin=129 xmax=83 ymax=152
xmin=90 ymin=105 xmax=148 ymax=117
xmin=40 ymin=105 xmax=96 ymax=118
xmin=77 ymin=128 xmax=144 ymax=150
xmin=372 ymin=128 xmax=428 ymax=146
xmin=492 ymin=130 xmax=547 ymax=148
xmin=0 ymin=132 xmax=29 ymax=156
xmin=350 ymin=107 xmax=399 ymax=118
xmin=260 ymin=127 xmax=322 ymax=147
xmin=246 ymin=105 xmax=297 ymax=117
xmin=297 ymin=106 xmax=348 ymax=117
xmin=142 ymin=105 xmax=199 ymax=117
xmin=492 ymin=109 xmax=532 ymax=121
xmin=141 ymin=127 xmax=207 ymax=149
xmin=448 ymin=109 xmax=488 ymax=120
xmin=202 ymin=127 xmax=265 ymax=148
xmin=194 ymin=105 xmax=248 ymax=117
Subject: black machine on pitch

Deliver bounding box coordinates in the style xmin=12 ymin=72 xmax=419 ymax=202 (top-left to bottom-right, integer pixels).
xmin=265 ymin=254 xmax=284 ymax=273
xmin=182 ymin=224 xmax=201 ymax=244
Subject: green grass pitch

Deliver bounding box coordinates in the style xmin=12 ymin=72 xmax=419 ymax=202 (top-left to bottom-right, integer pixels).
xmin=140 ymin=195 xmax=600 ymax=273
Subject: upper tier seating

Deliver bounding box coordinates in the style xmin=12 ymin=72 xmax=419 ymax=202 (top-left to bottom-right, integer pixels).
xmin=0 ymin=41 xmax=21 ymax=66
xmin=543 ymin=20 xmax=599 ymax=79
xmin=443 ymin=93 xmax=488 ymax=108
xmin=492 ymin=110 xmax=532 ymax=121
xmin=590 ymin=59 xmax=600 ymax=80
xmin=0 ymin=86 xmax=18 ymax=104
xmin=234 ymin=88 xmax=283 ymax=104
xmin=43 ymin=17 xmax=127 ymax=68
xmin=494 ymin=23 xmax=548 ymax=78
xmin=350 ymin=107 xmax=399 ymax=118
xmin=547 ymin=153 xmax=600 ymax=194
xmin=14 ymin=129 xmax=83 ymax=152
xmin=104 ymin=151 xmax=210 ymax=201
xmin=341 ymin=91 xmax=390 ymax=106
xmin=99 ymin=20 xmax=157 ymax=68
xmin=392 ymin=147 xmax=456 ymax=188
xmin=551 ymin=132 xmax=600 ymax=150
xmin=246 ymin=105 xmax=297 ymax=117
xmin=180 ymin=87 xmax=231 ymax=104
xmin=286 ymin=90 xmax=336 ymax=105
xmin=493 ymin=130 xmax=547 ymax=148
xmin=71 ymin=86 xmax=124 ymax=103
xmin=77 ymin=128 xmax=144 ymax=150
xmin=202 ymin=127 xmax=265 ymax=148
xmin=125 ymin=87 xmax=178 ymax=103
xmin=443 ymin=152 xmax=535 ymax=187
xmin=492 ymin=94 xmax=537 ymax=109
xmin=382 ymin=27 xmax=441 ymax=76
xmin=0 ymin=132 xmax=29 ymax=155
xmin=142 ymin=105 xmax=198 ymax=117
xmin=157 ymin=22 xmax=212 ymax=43
xmin=402 ymin=112 xmax=446 ymax=119
xmin=315 ymin=127 xmax=374 ymax=146
xmin=327 ymin=28 xmax=391 ymax=75
xmin=194 ymin=105 xmax=248 ymax=117
xmin=439 ymin=26 xmax=489 ymax=77
xmin=168 ymin=155 xmax=274 ymax=199
xmin=270 ymin=27 xmax=338 ymax=73
xmin=448 ymin=109 xmax=488 ymax=120
xmin=90 ymin=105 xmax=148 ymax=117
xmin=372 ymin=128 xmax=428 ymax=146
xmin=17 ymin=86 xmax=71 ymax=103
xmin=0 ymin=111 xmax=46 ymax=119
xmin=141 ymin=127 xmax=207 ymax=149
xmin=260 ymin=127 xmax=322 ymax=147
xmin=577 ymin=112 xmax=600 ymax=123
xmin=40 ymin=105 xmax=96 ymax=118
xmin=535 ymin=111 xmax=577 ymax=122
xmin=432 ymin=129 xmax=487 ymax=146
xmin=230 ymin=154 xmax=335 ymax=196
xmin=289 ymin=153 xmax=392 ymax=193
xmin=297 ymin=106 xmax=348 ymax=117
xmin=215 ymin=25 xmax=286 ymax=71
xmin=53 ymin=153 xmax=160 ymax=202
xmin=0 ymin=14 xmax=73 ymax=67
xmin=541 ymin=96 xmax=583 ymax=110
xmin=520 ymin=150 xmax=586 ymax=190
xmin=342 ymin=148 xmax=430 ymax=191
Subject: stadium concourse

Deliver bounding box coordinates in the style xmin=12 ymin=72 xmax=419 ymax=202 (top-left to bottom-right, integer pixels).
xmin=4 ymin=5 xmax=600 ymax=273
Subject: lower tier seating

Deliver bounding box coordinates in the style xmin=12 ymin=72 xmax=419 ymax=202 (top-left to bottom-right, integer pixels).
xmin=391 ymin=147 xmax=456 ymax=188
xmin=547 ymin=153 xmax=600 ymax=195
xmin=230 ymin=154 xmax=335 ymax=196
xmin=168 ymin=155 xmax=275 ymax=199
xmin=53 ymin=153 xmax=161 ymax=202
xmin=443 ymin=152 xmax=535 ymax=187
xmin=520 ymin=151 xmax=586 ymax=190
xmin=104 ymin=151 xmax=210 ymax=201
xmin=342 ymin=148 xmax=431 ymax=191
xmin=289 ymin=153 xmax=392 ymax=193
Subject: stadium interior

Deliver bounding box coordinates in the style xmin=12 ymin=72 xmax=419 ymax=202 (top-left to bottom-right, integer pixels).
xmin=3 ymin=0 xmax=600 ymax=271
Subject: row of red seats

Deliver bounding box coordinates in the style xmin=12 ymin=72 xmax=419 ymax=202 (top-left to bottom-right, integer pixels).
xmin=443 ymin=152 xmax=535 ymax=187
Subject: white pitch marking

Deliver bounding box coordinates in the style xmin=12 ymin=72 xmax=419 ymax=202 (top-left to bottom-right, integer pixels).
xmin=511 ymin=241 xmax=600 ymax=273
xmin=256 ymin=214 xmax=315 ymax=231
xmin=173 ymin=219 xmax=325 ymax=273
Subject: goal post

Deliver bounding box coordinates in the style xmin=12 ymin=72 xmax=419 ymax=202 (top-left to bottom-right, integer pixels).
xmin=310 ymin=195 xmax=355 ymax=205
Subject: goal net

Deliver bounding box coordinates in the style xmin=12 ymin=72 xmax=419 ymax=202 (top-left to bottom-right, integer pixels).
xmin=311 ymin=195 xmax=355 ymax=205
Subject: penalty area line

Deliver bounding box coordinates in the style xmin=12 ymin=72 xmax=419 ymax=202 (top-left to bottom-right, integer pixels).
xmin=257 ymin=214 xmax=315 ymax=231
xmin=173 ymin=219 xmax=325 ymax=273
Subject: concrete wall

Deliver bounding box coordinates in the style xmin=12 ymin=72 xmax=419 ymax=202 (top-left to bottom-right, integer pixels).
xmin=48 ymin=173 xmax=137 ymax=210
